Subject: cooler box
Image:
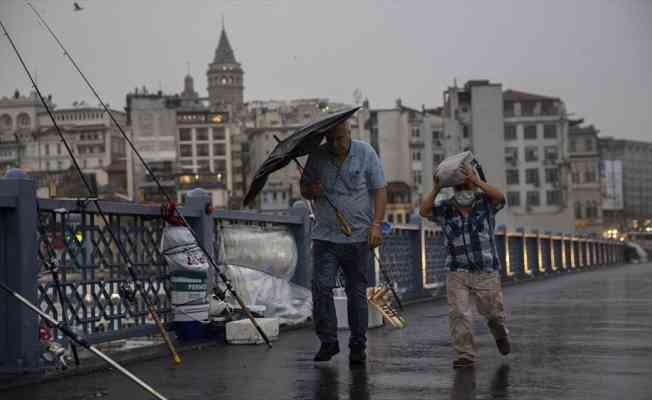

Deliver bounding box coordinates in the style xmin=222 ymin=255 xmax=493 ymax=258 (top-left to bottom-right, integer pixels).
xmin=226 ymin=318 xmax=279 ymax=345
xmin=334 ymin=288 xmax=384 ymax=330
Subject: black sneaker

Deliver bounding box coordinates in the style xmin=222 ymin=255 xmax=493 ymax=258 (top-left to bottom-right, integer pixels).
xmin=349 ymin=348 xmax=367 ymax=365
xmin=314 ymin=342 xmax=340 ymax=362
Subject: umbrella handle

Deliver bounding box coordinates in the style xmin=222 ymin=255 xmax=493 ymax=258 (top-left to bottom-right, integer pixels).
xmin=336 ymin=209 xmax=353 ymax=237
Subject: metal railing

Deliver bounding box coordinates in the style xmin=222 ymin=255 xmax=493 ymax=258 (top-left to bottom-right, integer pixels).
xmin=0 ymin=177 xmax=626 ymax=370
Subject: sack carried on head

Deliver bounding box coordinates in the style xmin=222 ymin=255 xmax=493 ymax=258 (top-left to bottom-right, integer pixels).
xmin=435 ymin=151 xmax=475 ymax=188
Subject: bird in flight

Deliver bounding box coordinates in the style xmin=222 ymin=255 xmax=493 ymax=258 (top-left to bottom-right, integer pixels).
xmin=73 ymin=2 xmax=83 ymax=11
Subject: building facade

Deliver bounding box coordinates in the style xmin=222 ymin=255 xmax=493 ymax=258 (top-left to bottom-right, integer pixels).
xmin=124 ymin=87 xmax=240 ymax=207
xmin=568 ymin=123 xmax=603 ymax=234
xmin=0 ymin=90 xmax=127 ymax=197
xmin=599 ymin=137 xmax=652 ymax=232
xmin=501 ymin=89 xmax=573 ymax=231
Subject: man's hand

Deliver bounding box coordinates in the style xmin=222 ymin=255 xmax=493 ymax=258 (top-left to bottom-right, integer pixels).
xmin=368 ymin=224 xmax=383 ymax=248
xmin=462 ymin=164 xmax=481 ymax=187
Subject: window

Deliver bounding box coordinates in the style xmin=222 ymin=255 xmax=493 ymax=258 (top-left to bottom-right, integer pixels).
xmin=525 ymin=146 xmax=539 ymax=162
xmin=415 ymin=171 xmax=422 ymax=185
xmin=180 ymin=144 xmax=192 ymax=157
xmin=526 ymin=191 xmax=540 ymax=207
xmin=17 ymin=113 xmax=30 ymax=128
xmin=462 ymin=125 xmax=470 ymax=138
xmin=571 ymin=171 xmax=580 ymax=184
xmin=575 ymin=202 xmax=583 ymax=219
xmin=179 ymin=128 xmax=192 ymax=141
xmin=521 ymin=102 xmax=534 ymax=116
xmin=99 ymin=158 xmax=103 ymax=167
xmin=45 ymin=144 xmax=50 ymax=156
xmin=524 ymin=125 xmax=537 ymax=140
xmin=585 ymin=138 xmax=594 ymax=152
xmin=196 ymin=144 xmax=209 ymax=157
xmin=411 ymin=127 xmax=420 ymax=138
xmin=546 ymin=190 xmax=561 ymax=206
xmin=432 ymin=130 xmax=440 ymax=140
xmin=57 ymin=161 xmax=63 ymax=170
xmin=507 ymin=191 xmax=521 ymax=207
xmin=526 ymin=168 xmax=540 ymax=185
xmin=505 ymin=147 xmax=518 ymax=165
xmin=506 ymin=169 xmax=519 ymax=185
xmin=541 ymin=101 xmax=557 ymax=115
xmin=544 ymin=125 xmax=557 ymax=139
xmin=585 ymin=167 xmax=596 ymax=183
xmin=544 ymin=146 xmax=558 ymax=162
xmin=212 ymin=127 xmax=226 ymax=140
xmin=545 ymin=168 xmax=559 ymax=183
xmin=196 ymin=128 xmax=209 ymax=141
xmin=412 ymin=151 xmax=421 ymax=161
xmin=433 ymin=153 xmax=444 ymax=165
xmin=57 ymin=144 xmax=62 ymax=155
xmin=504 ymin=125 xmax=516 ymax=141
xmin=504 ymin=102 xmax=514 ymax=117
xmin=213 ymin=143 xmax=226 ymax=156
xmin=569 ymin=139 xmax=577 ymax=153
xmin=214 ymin=159 xmax=226 ymax=173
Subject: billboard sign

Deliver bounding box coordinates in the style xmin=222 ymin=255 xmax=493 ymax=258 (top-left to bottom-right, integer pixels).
xmin=601 ymin=160 xmax=623 ymax=210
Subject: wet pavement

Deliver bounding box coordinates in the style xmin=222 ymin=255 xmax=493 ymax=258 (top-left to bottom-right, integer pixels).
xmin=3 ymin=262 xmax=652 ymax=400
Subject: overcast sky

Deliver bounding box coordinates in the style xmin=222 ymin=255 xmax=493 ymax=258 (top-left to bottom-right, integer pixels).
xmin=1 ymin=0 xmax=650 ymax=141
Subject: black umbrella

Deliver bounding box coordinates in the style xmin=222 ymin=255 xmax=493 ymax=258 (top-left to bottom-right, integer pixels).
xmin=243 ymin=106 xmax=360 ymax=208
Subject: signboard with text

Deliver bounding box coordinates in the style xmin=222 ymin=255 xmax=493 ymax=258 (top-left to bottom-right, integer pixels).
xmin=601 ymin=160 xmax=623 ymax=210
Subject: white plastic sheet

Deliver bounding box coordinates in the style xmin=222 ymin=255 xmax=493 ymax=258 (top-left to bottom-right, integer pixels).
xmin=221 ymin=264 xmax=312 ymax=326
xmin=218 ymin=225 xmax=298 ymax=280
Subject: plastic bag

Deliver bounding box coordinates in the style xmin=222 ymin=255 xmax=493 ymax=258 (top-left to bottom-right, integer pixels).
xmin=435 ymin=151 xmax=475 ymax=187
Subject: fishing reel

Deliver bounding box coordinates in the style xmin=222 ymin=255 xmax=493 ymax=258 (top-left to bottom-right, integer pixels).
xmin=42 ymin=341 xmax=73 ymax=370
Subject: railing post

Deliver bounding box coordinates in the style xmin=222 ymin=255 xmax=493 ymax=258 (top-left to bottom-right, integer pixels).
xmin=184 ymin=188 xmax=214 ymax=256
xmin=0 ymin=175 xmax=40 ymax=370
xmin=184 ymin=189 xmax=215 ymax=298
xmin=288 ymin=206 xmax=312 ymax=288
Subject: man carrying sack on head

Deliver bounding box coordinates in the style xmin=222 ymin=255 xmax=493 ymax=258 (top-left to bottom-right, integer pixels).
xmin=300 ymin=121 xmax=386 ymax=365
xmin=419 ymin=153 xmax=511 ymax=369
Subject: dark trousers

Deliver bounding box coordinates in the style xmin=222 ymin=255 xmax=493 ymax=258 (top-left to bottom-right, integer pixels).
xmin=312 ymin=240 xmax=370 ymax=349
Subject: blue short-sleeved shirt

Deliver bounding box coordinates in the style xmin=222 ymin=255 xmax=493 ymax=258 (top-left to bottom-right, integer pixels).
xmin=301 ymin=140 xmax=385 ymax=243
xmin=429 ymin=194 xmax=504 ymax=273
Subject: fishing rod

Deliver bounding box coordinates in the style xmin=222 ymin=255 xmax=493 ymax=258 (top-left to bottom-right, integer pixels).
xmin=0 ymin=18 xmax=182 ymax=365
xmin=0 ymin=280 xmax=168 ymax=400
xmin=38 ymin=210 xmax=81 ymax=366
xmin=26 ymin=2 xmax=273 ymax=348
xmin=272 ymin=136 xmax=403 ymax=311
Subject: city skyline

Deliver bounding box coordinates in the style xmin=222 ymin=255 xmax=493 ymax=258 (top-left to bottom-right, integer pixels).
xmin=1 ymin=0 xmax=650 ymax=142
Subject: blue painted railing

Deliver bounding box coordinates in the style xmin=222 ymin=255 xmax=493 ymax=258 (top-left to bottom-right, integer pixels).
xmin=0 ymin=178 xmax=625 ymax=370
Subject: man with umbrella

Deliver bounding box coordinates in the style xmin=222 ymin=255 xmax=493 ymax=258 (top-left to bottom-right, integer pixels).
xmin=300 ymin=120 xmax=386 ymax=365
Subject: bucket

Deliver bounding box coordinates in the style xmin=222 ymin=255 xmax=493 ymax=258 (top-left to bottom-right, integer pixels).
xmin=173 ymin=303 xmax=210 ymax=341
xmin=171 ymin=269 xmax=209 ymax=341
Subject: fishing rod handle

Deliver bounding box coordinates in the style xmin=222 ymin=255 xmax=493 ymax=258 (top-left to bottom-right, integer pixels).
xmin=146 ymin=304 xmax=182 ymax=365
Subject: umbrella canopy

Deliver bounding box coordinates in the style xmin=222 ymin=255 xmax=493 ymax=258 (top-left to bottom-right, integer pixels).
xmin=243 ymin=106 xmax=360 ymax=207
